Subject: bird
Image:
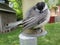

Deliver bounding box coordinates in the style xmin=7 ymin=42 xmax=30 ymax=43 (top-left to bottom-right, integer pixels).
xmin=23 ymin=2 xmax=50 ymax=32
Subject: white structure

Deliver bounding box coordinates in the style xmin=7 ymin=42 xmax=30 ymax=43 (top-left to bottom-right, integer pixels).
xmin=19 ymin=34 xmax=37 ymax=45
xmin=19 ymin=30 xmax=47 ymax=45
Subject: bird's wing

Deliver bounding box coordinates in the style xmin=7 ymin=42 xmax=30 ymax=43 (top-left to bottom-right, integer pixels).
xmin=23 ymin=11 xmax=47 ymax=30
xmin=38 ymin=9 xmax=48 ymax=24
xmin=23 ymin=9 xmax=48 ymax=30
xmin=35 ymin=9 xmax=50 ymax=28
xmin=23 ymin=16 xmax=39 ymax=30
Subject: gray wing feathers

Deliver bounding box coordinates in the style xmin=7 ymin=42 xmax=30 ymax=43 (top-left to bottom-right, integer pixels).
xmin=38 ymin=9 xmax=48 ymax=24
xmin=23 ymin=8 xmax=48 ymax=30
xmin=23 ymin=16 xmax=38 ymax=30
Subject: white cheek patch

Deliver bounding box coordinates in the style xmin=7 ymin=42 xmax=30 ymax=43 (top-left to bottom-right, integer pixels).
xmin=42 ymin=4 xmax=48 ymax=11
xmin=35 ymin=4 xmax=48 ymax=13
xmin=35 ymin=8 xmax=40 ymax=12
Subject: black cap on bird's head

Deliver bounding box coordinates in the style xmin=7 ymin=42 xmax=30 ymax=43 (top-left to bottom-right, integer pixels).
xmin=36 ymin=2 xmax=45 ymax=12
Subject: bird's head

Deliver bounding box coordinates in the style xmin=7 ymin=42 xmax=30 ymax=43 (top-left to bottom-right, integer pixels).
xmin=35 ymin=2 xmax=46 ymax=13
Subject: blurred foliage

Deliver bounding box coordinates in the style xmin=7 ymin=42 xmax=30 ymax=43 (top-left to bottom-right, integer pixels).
xmin=44 ymin=0 xmax=58 ymax=9
xmin=9 ymin=0 xmax=23 ymax=21
xmin=56 ymin=0 xmax=60 ymax=6
xmin=8 ymin=0 xmax=60 ymax=20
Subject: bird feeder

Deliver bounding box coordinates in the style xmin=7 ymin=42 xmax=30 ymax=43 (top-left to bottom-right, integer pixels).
xmin=0 ymin=0 xmax=16 ymax=33
xmin=19 ymin=0 xmax=48 ymax=45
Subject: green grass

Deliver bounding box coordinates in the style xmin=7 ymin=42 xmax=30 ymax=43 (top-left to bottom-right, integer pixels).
xmin=38 ymin=22 xmax=60 ymax=45
xmin=0 ymin=23 xmax=60 ymax=45
xmin=0 ymin=27 xmax=22 ymax=45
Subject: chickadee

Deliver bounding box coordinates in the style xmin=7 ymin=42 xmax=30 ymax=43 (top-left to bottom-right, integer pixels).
xmin=23 ymin=2 xmax=50 ymax=31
